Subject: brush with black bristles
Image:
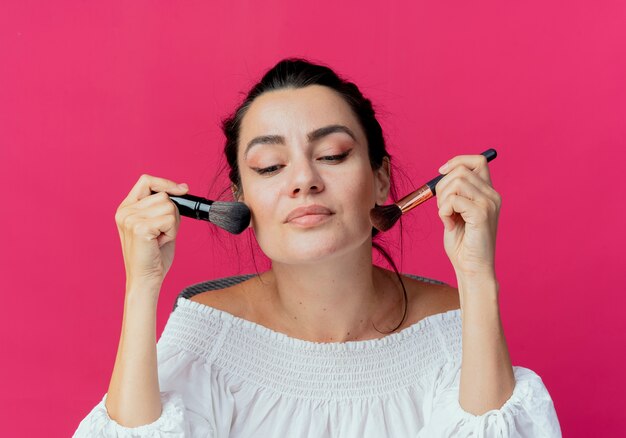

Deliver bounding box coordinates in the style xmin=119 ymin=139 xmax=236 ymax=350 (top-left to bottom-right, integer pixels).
xmin=370 ymin=148 xmax=498 ymax=232
xmin=150 ymin=190 xmax=251 ymax=234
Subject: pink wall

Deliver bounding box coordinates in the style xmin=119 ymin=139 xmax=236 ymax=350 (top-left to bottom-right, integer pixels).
xmin=1 ymin=1 xmax=624 ymax=436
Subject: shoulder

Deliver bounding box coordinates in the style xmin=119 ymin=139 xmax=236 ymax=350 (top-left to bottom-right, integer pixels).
xmin=392 ymin=271 xmax=461 ymax=321
xmin=369 ymin=267 xmax=460 ymax=332
xmin=188 ymin=275 xmax=267 ymax=319
xmin=187 ymin=270 xmax=460 ymax=323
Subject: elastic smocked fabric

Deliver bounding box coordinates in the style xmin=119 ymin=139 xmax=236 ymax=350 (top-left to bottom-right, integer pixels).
xmin=73 ymin=296 xmax=562 ymax=437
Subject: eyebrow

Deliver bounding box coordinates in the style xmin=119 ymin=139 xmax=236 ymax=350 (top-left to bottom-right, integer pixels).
xmin=243 ymin=124 xmax=357 ymax=159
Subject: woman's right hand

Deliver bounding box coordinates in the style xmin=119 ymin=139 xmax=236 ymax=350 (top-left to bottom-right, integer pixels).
xmin=115 ymin=174 xmax=190 ymax=293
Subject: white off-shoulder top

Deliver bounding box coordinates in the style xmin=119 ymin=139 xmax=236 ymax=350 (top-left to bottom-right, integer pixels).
xmin=73 ymin=296 xmax=562 ymax=437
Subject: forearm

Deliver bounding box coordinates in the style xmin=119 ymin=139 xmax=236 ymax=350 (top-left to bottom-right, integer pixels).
xmin=457 ymin=275 xmax=516 ymax=415
xmin=105 ymin=288 xmax=162 ymax=427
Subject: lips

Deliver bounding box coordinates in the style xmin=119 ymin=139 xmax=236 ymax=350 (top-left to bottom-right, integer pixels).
xmin=285 ymin=205 xmax=333 ymax=223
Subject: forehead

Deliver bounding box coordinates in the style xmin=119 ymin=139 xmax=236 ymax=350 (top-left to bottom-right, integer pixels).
xmin=239 ymin=85 xmax=363 ymax=148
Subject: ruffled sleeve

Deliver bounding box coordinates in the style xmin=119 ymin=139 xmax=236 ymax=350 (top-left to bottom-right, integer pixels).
xmin=73 ymin=322 xmax=217 ymax=437
xmin=417 ymin=357 xmax=562 ymax=437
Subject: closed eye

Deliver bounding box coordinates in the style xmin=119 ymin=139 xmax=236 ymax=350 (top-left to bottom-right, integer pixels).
xmin=255 ymin=165 xmax=283 ymax=175
xmin=253 ymin=149 xmax=352 ymax=176
xmin=319 ymin=150 xmax=351 ymax=162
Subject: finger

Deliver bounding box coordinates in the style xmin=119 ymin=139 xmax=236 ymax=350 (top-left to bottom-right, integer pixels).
xmin=439 ymin=154 xmax=492 ymax=185
xmin=439 ymin=194 xmax=489 ymax=229
xmin=125 ymin=213 xmax=179 ymax=247
xmin=134 ymin=190 xmax=175 ymax=208
xmin=436 ymin=166 xmax=500 ymax=207
xmin=132 ymin=195 xmax=179 ymax=219
xmin=117 ymin=191 xmax=168 ymax=227
xmin=154 ymin=214 xmax=179 ymax=248
xmin=121 ymin=174 xmax=189 ymax=207
xmin=438 ymin=179 xmax=496 ymax=222
xmin=437 ymin=178 xmax=484 ymax=211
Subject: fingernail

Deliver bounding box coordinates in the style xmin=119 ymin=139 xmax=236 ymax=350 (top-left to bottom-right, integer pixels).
xmin=438 ymin=163 xmax=449 ymax=173
xmin=178 ymin=183 xmax=188 ymax=190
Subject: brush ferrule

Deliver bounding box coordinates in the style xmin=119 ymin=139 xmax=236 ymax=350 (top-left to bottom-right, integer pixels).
xmin=396 ymin=185 xmax=434 ymax=213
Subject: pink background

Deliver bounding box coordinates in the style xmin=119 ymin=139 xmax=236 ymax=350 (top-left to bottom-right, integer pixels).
xmin=1 ymin=1 xmax=624 ymax=436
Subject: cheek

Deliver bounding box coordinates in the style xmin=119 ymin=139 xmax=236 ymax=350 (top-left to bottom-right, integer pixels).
xmin=244 ymin=186 xmax=277 ymax=228
xmin=346 ymin=167 xmax=376 ymax=203
xmin=340 ymin=171 xmax=376 ymax=223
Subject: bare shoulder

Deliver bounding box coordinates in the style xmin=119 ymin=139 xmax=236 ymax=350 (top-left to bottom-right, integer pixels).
xmin=188 ymin=281 xmax=251 ymax=318
xmin=395 ymin=272 xmax=461 ymax=321
xmin=188 ymin=274 xmax=271 ymax=319
xmin=187 ymin=270 xmax=460 ymax=325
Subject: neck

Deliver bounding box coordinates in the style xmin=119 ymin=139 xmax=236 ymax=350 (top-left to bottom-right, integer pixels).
xmin=264 ymin=240 xmax=402 ymax=343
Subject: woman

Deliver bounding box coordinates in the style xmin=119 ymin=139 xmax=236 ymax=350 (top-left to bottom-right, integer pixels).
xmin=74 ymin=58 xmax=561 ymax=436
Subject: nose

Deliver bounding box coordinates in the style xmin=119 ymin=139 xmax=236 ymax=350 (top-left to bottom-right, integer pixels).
xmin=287 ymin=158 xmax=325 ymax=197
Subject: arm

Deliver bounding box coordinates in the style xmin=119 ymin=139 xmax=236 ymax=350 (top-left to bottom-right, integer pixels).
xmin=74 ymin=176 xmax=212 ymax=436
xmin=73 ymin=291 xmax=216 ymax=437
xmin=103 ymin=175 xmax=187 ymax=426
xmin=457 ymin=274 xmax=515 ymax=415
xmin=105 ymin=285 xmax=162 ymax=427
xmin=435 ymin=154 xmax=516 ymax=414
xmin=415 ymin=273 xmax=562 ymax=437
xmin=421 ymin=154 xmax=562 ymax=436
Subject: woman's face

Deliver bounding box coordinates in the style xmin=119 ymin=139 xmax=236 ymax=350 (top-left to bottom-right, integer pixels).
xmin=236 ymin=84 xmax=390 ymax=264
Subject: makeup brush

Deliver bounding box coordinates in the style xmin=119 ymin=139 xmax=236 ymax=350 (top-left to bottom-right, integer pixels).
xmin=150 ymin=190 xmax=251 ymax=234
xmin=370 ymin=148 xmax=498 ymax=232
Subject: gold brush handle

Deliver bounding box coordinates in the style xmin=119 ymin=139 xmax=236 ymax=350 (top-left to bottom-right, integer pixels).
xmin=397 ymin=148 xmax=497 ymax=214
xmin=397 ymin=185 xmax=435 ymax=213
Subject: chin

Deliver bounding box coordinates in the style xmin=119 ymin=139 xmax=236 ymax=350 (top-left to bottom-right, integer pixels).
xmin=260 ymin=233 xmax=371 ymax=264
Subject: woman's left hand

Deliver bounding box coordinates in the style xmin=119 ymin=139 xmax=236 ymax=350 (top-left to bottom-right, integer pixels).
xmin=435 ymin=154 xmax=501 ymax=279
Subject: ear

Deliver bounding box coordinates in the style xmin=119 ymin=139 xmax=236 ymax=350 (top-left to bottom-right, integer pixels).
xmin=374 ymin=156 xmax=391 ymax=205
xmin=231 ymin=184 xmax=243 ymax=201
